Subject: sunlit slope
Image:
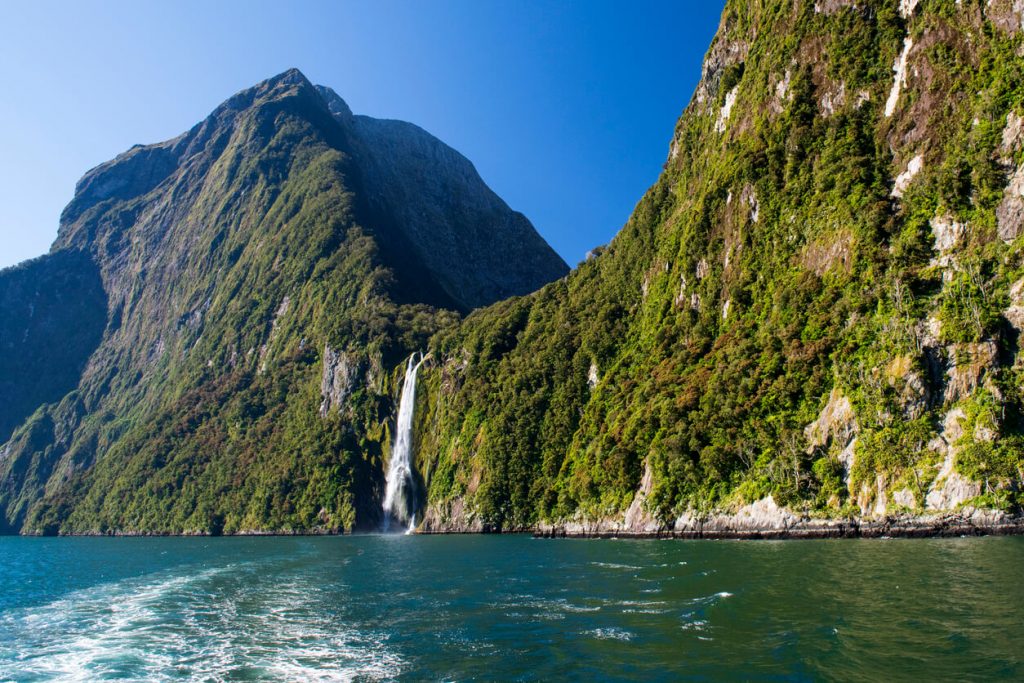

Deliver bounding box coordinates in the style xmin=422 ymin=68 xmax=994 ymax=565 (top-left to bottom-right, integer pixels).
xmin=0 ymin=69 xmax=566 ymax=534
xmin=417 ymin=0 xmax=1024 ymax=531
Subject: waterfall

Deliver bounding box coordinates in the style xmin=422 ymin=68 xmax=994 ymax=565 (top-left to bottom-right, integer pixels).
xmin=382 ymin=352 xmax=426 ymax=532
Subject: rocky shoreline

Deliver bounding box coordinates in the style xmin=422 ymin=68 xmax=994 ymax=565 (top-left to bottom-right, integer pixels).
xmin=531 ymin=513 xmax=1024 ymax=540
xmin=10 ymin=501 xmax=1024 ymax=539
xmin=531 ymin=503 xmax=1024 ymax=540
xmin=16 ymin=527 xmax=346 ymax=537
xmin=420 ymin=495 xmax=1024 ymax=540
xmin=9 ymin=520 xmax=1023 ymax=539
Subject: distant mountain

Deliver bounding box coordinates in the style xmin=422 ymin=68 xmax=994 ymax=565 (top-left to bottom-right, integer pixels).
xmin=0 ymin=69 xmax=566 ymax=534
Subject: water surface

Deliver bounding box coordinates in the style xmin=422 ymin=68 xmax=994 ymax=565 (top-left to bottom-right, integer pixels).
xmin=0 ymin=535 xmax=1020 ymax=681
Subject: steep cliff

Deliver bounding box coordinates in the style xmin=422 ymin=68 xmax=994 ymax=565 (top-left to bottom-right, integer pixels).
xmin=0 ymin=69 xmax=565 ymax=534
xmin=414 ymin=0 xmax=1024 ymax=533
xmin=4 ymin=0 xmax=1023 ymax=536
xmin=0 ymin=250 xmax=106 ymax=442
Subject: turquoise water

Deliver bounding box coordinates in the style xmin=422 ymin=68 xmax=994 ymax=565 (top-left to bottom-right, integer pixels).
xmin=0 ymin=535 xmax=1021 ymax=681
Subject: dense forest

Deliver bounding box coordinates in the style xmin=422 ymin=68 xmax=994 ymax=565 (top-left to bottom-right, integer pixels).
xmin=0 ymin=70 xmax=563 ymax=534
xmin=2 ymin=0 xmax=1023 ymax=535
xmin=414 ymin=0 xmax=1024 ymax=532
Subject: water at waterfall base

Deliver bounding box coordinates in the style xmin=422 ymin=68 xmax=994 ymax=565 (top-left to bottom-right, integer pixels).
xmin=1 ymin=536 xmax=1021 ymax=681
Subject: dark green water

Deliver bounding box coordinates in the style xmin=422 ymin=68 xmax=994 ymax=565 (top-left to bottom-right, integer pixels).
xmin=0 ymin=535 xmax=1020 ymax=681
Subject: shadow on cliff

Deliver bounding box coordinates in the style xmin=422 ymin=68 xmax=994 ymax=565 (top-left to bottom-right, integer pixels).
xmin=0 ymin=249 xmax=107 ymax=444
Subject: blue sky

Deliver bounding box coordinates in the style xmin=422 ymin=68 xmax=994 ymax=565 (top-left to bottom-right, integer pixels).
xmin=0 ymin=1 xmax=723 ymax=270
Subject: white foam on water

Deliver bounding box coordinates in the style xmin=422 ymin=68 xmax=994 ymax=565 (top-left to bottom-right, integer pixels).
xmin=0 ymin=565 xmax=404 ymax=682
xmin=558 ymin=601 xmax=601 ymax=613
xmin=681 ymin=618 xmax=711 ymax=632
xmin=500 ymin=595 xmax=601 ymax=619
xmin=587 ymin=628 xmax=634 ymax=642
xmin=0 ymin=568 xmax=222 ymax=681
xmin=537 ymin=611 xmax=567 ymax=621
xmin=590 ymin=562 xmax=642 ymax=570
xmin=686 ymin=591 xmax=733 ymax=607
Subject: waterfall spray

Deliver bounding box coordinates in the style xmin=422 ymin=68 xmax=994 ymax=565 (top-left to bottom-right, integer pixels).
xmin=382 ymin=352 xmax=426 ymax=532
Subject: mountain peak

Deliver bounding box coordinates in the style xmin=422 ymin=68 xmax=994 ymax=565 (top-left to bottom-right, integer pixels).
xmin=2 ymin=65 xmax=569 ymax=533
xmin=274 ymin=66 xmax=309 ymax=84
xmin=314 ymin=85 xmax=355 ymax=123
xmin=256 ymin=67 xmax=317 ymax=99
xmin=239 ymin=67 xmax=323 ymax=110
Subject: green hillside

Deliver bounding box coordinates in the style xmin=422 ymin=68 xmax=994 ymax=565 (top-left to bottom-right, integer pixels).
xmin=2 ymin=1 xmax=1023 ymax=536
xmin=414 ymin=0 xmax=1024 ymax=532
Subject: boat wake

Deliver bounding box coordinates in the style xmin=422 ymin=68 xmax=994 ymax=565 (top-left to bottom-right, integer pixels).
xmin=0 ymin=562 xmax=402 ymax=681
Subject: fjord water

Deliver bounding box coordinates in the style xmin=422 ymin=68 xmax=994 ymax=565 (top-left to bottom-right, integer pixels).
xmin=0 ymin=536 xmax=1021 ymax=681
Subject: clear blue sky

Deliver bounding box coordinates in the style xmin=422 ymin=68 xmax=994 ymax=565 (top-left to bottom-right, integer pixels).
xmin=0 ymin=1 xmax=723 ymax=270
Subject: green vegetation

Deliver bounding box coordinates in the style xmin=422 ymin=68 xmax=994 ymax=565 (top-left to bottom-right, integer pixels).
xmin=0 ymin=250 xmax=106 ymax=441
xmin=414 ymin=0 xmax=1024 ymax=529
xmin=4 ymin=2 xmax=1024 ymax=535
xmin=0 ymin=71 xmax=474 ymax=533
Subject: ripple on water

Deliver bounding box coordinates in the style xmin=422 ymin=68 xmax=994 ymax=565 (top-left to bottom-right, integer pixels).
xmin=587 ymin=627 xmax=634 ymax=642
xmin=2 ymin=535 xmax=1020 ymax=681
xmin=680 ymin=617 xmax=710 ymax=632
xmin=0 ymin=564 xmax=403 ymax=682
xmin=676 ymin=591 xmax=734 ymax=638
xmin=618 ymin=599 xmax=669 ymax=614
xmin=686 ymin=591 xmax=733 ymax=606
xmin=494 ymin=594 xmax=603 ymax=621
xmin=589 ymin=562 xmax=642 ymax=570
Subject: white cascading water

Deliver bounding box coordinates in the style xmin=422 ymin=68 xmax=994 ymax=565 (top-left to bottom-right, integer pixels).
xmin=382 ymin=352 xmax=426 ymax=532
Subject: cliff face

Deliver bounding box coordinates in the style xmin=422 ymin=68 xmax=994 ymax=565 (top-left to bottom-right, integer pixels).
xmin=414 ymin=0 xmax=1024 ymax=533
xmin=0 ymin=69 xmax=565 ymax=534
xmin=316 ymin=85 xmax=569 ymax=311
xmin=0 ymin=250 xmax=106 ymax=443
xmin=5 ymin=1 xmax=1024 ymax=537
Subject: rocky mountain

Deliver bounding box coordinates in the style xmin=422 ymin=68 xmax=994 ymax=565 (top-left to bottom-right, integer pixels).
xmin=412 ymin=0 xmax=1024 ymax=534
xmin=0 ymin=69 xmax=566 ymax=534
xmin=0 ymin=251 xmax=105 ymax=442
xmin=4 ymin=0 xmax=1024 ymax=537
xmin=315 ymin=85 xmax=567 ymax=311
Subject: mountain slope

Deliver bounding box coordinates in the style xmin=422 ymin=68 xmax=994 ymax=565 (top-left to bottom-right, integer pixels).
xmin=413 ymin=0 xmax=1024 ymax=533
xmin=6 ymin=0 xmax=1024 ymax=537
xmin=0 ymin=69 xmax=565 ymax=534
xmin=0 ymin=250 xmax=106 ymax=442
xmin=316 ymin=85 xmax=569 ymax=311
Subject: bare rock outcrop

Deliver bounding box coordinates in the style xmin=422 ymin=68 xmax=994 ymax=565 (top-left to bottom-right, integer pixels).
xmin=623 ymin=461 xmax=660 ymax=533
xmin=319 ymin=346 xmax=360 ymax=417
xmin=944 ymin=342 xmax=998 ymax=405
xmin=997 ymin=165 xmax=1024 ymax=241
xmin=419 ymin=497 xmax=485 ymax=533
xmin=806 ymin=389 xmax=858 ymax=450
